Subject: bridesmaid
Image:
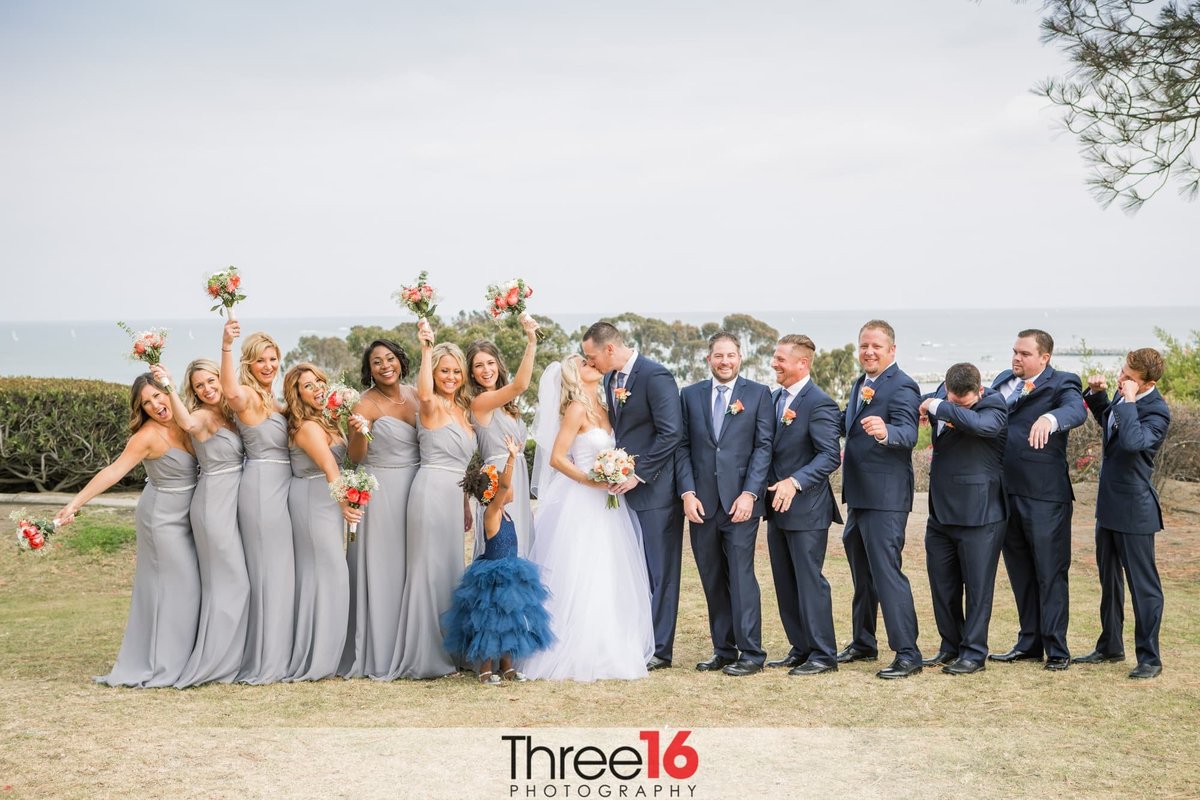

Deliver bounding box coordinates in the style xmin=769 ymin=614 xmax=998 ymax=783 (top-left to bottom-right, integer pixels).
xmin=339 ymin=339 xmax=420 ymax=680
xmin=151 ymin=360 xmax=251 ymax=688
xmin=466 ymin=313 xmax=540 ymax=558
xmin=56 ymin=373 xmax=200 ymax=688
xmin=394 ymin=321 xmax=477 ymax=679
xmin=220 ymin=319 xmax=294 ymax=685
xmin=282 ymin=363 xmax=362 ymax=681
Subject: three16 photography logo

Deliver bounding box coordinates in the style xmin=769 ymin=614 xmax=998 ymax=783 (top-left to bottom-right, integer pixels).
xmin=502 ymin=730 xmax=700 ymax=798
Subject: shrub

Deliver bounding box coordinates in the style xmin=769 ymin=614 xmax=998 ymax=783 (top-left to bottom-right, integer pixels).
xmin=0 ymin=377 xmax=143 ymax=492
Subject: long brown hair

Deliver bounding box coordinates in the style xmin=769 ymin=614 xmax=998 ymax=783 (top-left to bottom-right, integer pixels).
xmin=282 ymin=362 xmax=339 ymax=441
xmin=465 ymin=339 xmax=519 ymax=416
xmin=128 ymin=373 xmax=168 ymax=435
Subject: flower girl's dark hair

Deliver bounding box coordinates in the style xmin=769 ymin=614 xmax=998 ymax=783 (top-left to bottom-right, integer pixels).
xmin=459 ymin=451 xmax=499 ymax=505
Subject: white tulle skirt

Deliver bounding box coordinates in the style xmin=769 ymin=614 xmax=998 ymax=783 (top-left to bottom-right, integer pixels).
xmin=520 ymin=475 xmax=655 ymax=682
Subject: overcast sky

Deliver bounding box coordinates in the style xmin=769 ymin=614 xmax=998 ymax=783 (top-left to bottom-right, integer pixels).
xmin=2 ymin=0 xmax=1196 ymax=323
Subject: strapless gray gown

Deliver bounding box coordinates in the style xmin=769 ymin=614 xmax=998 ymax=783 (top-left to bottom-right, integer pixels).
xmin=340 ymin=416 xmax=419 ymax=679
xmin=95 ymin=448 xmax=201 ymax=688
xmin=176 ymin=428 xmax=250 ymax=687
xmin=234 ymin=413 xmax=295 ymax=684
xmin=286 ymin=441 xmax=350 ymax=681
xmin=472 ymin=410 xmax=533 ymax=559
xmin=392 ymin=417 xmax=475 ymax=679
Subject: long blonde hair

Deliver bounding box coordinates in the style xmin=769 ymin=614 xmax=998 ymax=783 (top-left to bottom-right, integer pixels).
xmin=239 ymin=332 xmax=281 ymax=412
xmin=183 ymin=358 xmax=233 ymax=420
xmin=559 ymin=355 xmax=605 ymax=428
xmin=431 ymin=342 xmax=472 ymax=413
xmin=282 ymin=362 xmax=339 ymax=441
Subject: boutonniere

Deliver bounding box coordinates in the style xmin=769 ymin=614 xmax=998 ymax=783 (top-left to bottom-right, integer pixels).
xmin=781 ymin=408 xmax=796 ymax=426
xmin=945 ymin=421 xmax=955 ymax=430
xmin=614 ymin=387 xmax=631 ymax=405
xmin=860 ymin=386 xmax=875 ymax=405
xmin=1020 ymin=380 xmax=1035 ymax=397
xmin=727 ymin=399 xmax=744 ymax=416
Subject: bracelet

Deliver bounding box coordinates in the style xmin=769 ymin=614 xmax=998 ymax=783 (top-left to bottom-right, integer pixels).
xmin=222 ymin=348 xmax=232 ymax=352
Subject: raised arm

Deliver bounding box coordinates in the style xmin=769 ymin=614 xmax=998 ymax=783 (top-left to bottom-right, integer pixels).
xmin=935 ymin=398 xmax=1007 ymax=438
xmin=471 ymin=315 xmax=540 ymax=418
xmin=220 ymin=319 xmax=251 ymax=414
xmin=150 ymin=365 xmax=209 ymax=438
xmin=415 ymin=320 xmax=440 ymax=420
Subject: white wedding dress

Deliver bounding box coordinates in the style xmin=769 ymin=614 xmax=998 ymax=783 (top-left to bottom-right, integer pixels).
xmin=521 ymin=427 xmax=655 ymax=682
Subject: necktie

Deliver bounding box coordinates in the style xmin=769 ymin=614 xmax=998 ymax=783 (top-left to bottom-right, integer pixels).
xmin=1107 ymin=397 xmax=1122 ymax=437
xmin=613 ymin=371 xmax=627 ymax=415
xmin=713 ymin=385 xmax=728 ymax=439
xmin=776 ymin=388 xmax=788 ymax=419
xmin=616 ymin=371 xmax=627 ymax=389
xmin=1006 ymin=377 xmax=1022 ymax=409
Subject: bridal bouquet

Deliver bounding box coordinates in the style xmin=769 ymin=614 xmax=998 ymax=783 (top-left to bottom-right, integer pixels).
xmin=205 ymin=266 xmax=247 ymax=319
xmin=589 ymin=448 xmax=637 ymax=509
xmin=329 ymin=467 xmax=380 ymax=540
xmin=321 ymin=383 xmax=372 ymax=441
xmin=11 ymin=509 xmax=61 ymax=554
xmin=117 ymin=322 xmax=168 ymax=367
xmin=393 ymin=271 xmax=438 ymax=320
xmin=485 ymin=278 xmax=546 ymax=341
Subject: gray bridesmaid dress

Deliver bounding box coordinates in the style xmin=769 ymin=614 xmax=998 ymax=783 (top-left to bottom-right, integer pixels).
xmin=95 ymin=448 xmax=201 ymax=688
xmin=176 ymin=427 xmax=250 ymax=688
xmin=472 ymin=411 xmax=532 ymax=558
xmin=235 ymin=413 xmax=295 ymax=684
xmin=285 ymin=440 xmax=350 ymax=681
xmin=393 ymin=417 xmax=475 ymax=679
xmin=340 ymin=416 xmax=419 ymax=679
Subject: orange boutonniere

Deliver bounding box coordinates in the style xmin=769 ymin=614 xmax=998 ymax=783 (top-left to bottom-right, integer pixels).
xmin=945 ymin=421 xmax=955 ymax=430
xmin=614 ymin=387 xmax=631 ymax=405
xmin=727 ymin=399 xmax=745 ymax=416
xmin=480 ymin=464 xmax=500 ymax=505
xmin=861 ymin=386 xmax=875 ymax=405
xmin=1020 ymin=380 xmax=1035 ymax=397
xmin=781 ymin=408 xmax=796 ymax=426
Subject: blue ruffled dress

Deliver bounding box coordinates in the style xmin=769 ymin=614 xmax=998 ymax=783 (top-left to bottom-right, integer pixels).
xmin=441 ymin=513 xmax=554 ymax=664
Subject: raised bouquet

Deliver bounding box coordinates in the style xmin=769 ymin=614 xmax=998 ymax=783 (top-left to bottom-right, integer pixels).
xmin=392 ymin=271 xmax=438 ymax=321
xmin=117 ymin=322 xmax=168 ymax=367
xmin=329 ymin=467 xmax=380 ymax=539
xmin=485 ymin=278 xmax=545 ymax=341
xmin=588 ymin=447 xmax=637 ymax=509
xmin=11 ymin=509 xmax=60 ymax=554
xmin=205 ymin=266 xmax=246 ymax=319
xmin=321 ymin=383 xmax=372 ymax=441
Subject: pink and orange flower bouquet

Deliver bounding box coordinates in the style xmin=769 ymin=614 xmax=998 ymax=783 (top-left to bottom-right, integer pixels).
xmin=205 ymin=266 xmax=247 ymax=319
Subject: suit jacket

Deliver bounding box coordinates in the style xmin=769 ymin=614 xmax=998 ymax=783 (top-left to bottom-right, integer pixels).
xmin=765 ymin=379 xmax=843 ymax=530
xmin=675 ymin=376 xmax=774 ymax=517
xmin=927 ymin=388 xmax=1009 ymax=527
xmin=840 ymin=362 xmax=920 ymax=512
xmin=605 ymin=354 xmax=684 ymax=512
xmin=990 ymin=366 xmax=1087 ymax=503
xmin=1085 ymin=387 xmax=1171 ymax=534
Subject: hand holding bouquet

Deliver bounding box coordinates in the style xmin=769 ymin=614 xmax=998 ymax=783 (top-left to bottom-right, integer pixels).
xmin=329 ymin=467 xmax=380 ymax=539
xmin=485 ymin=278 xmax=545 ymax=341
xmin=393 ymin=271 xmax=438 ymax=321
xmin=588 ymin=447 xmax=637 ymax=509
xmin=11 ymin=509 xmax=62 ymax=554
xmin=205 ymin=266 xmax=246 ymax=319
xmin=321 ymin=383 xmax=372 ymax=442
xmin=117 ymin=322 xmax=168 ymax=366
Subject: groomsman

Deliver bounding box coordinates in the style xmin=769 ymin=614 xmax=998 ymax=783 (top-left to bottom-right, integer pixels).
xmin=1075 ymin=348 xmax=1171 ymax=679
xmin=582 ymin=322 xmax=684 ymax=670
xmin=676 ymin=332 xmax=775 ymax=676
xmin=764 ymin=335 xmax=843 ymax=676
xmin=919 ymin=363 xmax=1009 ymax=675
xmin=839 ymin=320 xmax=925 ymax=679
xmin=988 ymin=330 xmax=1087 ymax=671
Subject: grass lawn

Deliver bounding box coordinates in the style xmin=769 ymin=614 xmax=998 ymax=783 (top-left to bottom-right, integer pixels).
xmin=1 ymin=484 xmax=1198 ymax=798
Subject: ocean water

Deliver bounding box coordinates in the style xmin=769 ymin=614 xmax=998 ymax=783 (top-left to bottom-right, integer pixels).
xmin=1 ymin=307 xmax=1195 ymax=392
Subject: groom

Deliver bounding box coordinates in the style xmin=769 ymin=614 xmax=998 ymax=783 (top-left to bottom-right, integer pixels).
xmin=582 ymin=322 xmax=684 ymax=670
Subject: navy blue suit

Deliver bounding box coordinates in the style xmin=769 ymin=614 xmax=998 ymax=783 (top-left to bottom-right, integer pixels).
xmin=924 ymin=389 xmax=1009 ymax=663
xmin=839 ymin=363 xmax=922 ymax=662
xmin=606 ymin=354 xmax=684 ymax=662
xmin=990 ymin=366 xmax=1087 ymax=659
xmin=765 ymin=378 xmax=843 ymax=667
xmin=1085 ymin=387 xmax=1171 ymax=666
xmin=676 ymin=376 xmax=774 ymax=664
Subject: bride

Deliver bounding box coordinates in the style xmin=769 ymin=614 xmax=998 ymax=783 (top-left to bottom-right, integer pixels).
xmin=521 ymin=354 xmax=655 ymax=681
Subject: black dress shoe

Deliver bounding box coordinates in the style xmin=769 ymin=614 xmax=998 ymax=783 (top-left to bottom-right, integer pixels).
xmin=722 ymin=660 xmax=763 ymax=677
xmin=1072 ymin=650 xmax=1126 ymax=664
xmin=922 ymin=651 xmax=957 ymax=667
xmin=788 ymin=660 xmax=837 ymax=676
xmin=1044 ymin=657 xmax=1069 ymax=671
xmin=835 ymin=645 xmax=878 ymax=664
xmin=876 ymin=658 xmax=922 ymax=680
xmin=646 ymin=656 xmax=672 ymax=671
xmin=988 ymin=648 xmax=1043 ymax=663
xmin=942 ymin=658 xmax=986 ymax=675
xmin=766 ymin=654 xmax=805 ymax=669
xmin=1128 ymin=663 xmax=1162 ymax=679
xmin=695 ymin=654 xmax=736 ymax=672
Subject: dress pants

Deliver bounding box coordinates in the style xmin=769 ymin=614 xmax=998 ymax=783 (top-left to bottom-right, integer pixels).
xmin=1000 ymin=494 xmax=1072 ymax=659
xmin=690 ymin=508 xmax=764 ymax=664
xmin=768 ymin=521 xmax=837 ymax=667
xmin=842 ymin=507 xmax=921 ymax=661
xmin=1094 ymin=525 xmax=1163 ymax=666
xmin=925 ymin=518 xmax=1005 ymax=663
xmin=635 ymin=503 xmax=684 ymax=662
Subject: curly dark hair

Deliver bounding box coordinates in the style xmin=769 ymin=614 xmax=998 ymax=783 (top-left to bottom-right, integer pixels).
xmin=459 ymin=451 xmax=494 ymax=504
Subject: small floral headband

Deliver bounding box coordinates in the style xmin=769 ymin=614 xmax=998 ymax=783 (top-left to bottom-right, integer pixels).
xmin=480 ymin=464 xmax=500 ymax=505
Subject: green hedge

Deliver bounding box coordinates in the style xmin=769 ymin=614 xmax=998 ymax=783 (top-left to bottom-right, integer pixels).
xmin=0 ymin=377 xmax=144 ymax=493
